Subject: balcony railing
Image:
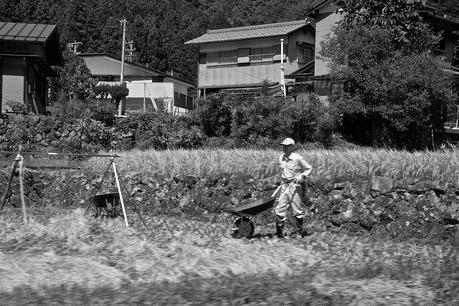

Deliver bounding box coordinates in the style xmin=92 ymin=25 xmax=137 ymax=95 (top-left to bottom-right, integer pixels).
xmin=217 ymin=56 xmax=238 ymax=64
xmin=249 ymin=53 xmax=274 ymax=62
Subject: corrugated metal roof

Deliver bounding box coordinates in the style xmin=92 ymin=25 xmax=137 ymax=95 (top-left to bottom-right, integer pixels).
xmin=0 ymin=21 xmax=57 ymax=42
xmin=185 ymin=20 xmax=310 ymax=44
xmin=79 ymin=53 xmax=196 ymax=86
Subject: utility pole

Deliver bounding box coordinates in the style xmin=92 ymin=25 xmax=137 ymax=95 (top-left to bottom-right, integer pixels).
xmin=126 ymin=40 xmax=136 ymax=62
xmin=67 ymin=41 xmax=82 ymax=54
xmin=280 ymin=38 xmax=286 ymax=97
xmin=119 ymin=18 xmax=127 ymax=116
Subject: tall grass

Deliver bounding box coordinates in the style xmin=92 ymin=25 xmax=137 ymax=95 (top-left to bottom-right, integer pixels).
xmin=85 ymin=148 xmax=459 ymax=183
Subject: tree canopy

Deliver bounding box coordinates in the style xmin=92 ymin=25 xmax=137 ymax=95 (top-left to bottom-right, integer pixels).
xmin=321 ymin=0 xmax=457 ymax=149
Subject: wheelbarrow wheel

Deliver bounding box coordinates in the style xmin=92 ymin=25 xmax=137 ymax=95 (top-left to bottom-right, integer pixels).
xmin=232 ymin=216 xmax=254 ymax=238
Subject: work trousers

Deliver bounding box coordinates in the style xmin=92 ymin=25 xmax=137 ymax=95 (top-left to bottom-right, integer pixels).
xmin=273 ymin=182 xmax=305 ymax=222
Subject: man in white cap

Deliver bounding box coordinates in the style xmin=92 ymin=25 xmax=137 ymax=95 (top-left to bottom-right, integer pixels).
xmin=274 ymin=137 xmax=312 ymax=238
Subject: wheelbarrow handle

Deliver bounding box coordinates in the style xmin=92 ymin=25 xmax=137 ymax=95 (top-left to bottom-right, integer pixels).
xmin=272 ymin=182 xmax=295 ymax=200
xmin=271 ymin=185 xmax=282 ymax=198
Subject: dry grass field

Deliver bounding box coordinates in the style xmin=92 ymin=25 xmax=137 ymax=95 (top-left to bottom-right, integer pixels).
xmin=86 ymin=148 xmax=459 ymax=184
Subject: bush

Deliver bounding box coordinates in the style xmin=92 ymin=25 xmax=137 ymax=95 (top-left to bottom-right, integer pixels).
xmin=192 ymin=93 xmax=337 ymax=148
xmin=85 ymin=99 xmax=116 ymax=126
xmin=231 ymin=96 xmax=286 ymax=144
xmin=280 ymin=94 xmax=334 ymax=145
xmin=194 ymin=94 xmax=233 ymax=137
xmin=93 ymin=84 xmax=129 ymax=112
xmin=48 ymin=95 xmax=86 ymax=122
xmin=6 ymin=100 xmax=26 ymax=114
xmin=80 ymin=118 xmax=114 ymax=150
xmin=131 ymin=112 xmax=205 ymax=150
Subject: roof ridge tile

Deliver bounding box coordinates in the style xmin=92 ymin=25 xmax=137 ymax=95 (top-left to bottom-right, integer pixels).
xmin=207 ymin=19 xmax=306 ymax=34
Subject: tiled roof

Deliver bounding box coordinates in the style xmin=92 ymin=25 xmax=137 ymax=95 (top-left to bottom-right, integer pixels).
xmin=185 ymin=20 xmax=310 ymax=44
xmin=0 ymin=21 xmax=57 ymax=42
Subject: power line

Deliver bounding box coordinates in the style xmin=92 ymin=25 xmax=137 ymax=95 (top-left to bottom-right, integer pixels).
xmin=57 ymin=21 xmax=120 ymax=29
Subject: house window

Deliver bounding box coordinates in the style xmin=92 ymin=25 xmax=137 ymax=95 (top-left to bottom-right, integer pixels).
xmin=298 ymin=47 xmax=314 ymax=63
xmin=217 ymin=50 xmax=238 ymax=64
xmin=206 ymin=51 xmax=237 ymax=65
xmin=199 ymin=53 xmax=207 ymax=64
xmin=250 ymin=47 xmax=273 ymax=62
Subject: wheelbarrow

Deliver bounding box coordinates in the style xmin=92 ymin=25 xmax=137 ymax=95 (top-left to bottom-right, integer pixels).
xmin=224 ymin=197 xmax=276 ymax=238
xmin=89 ymin=192 xmax=123 ymax=218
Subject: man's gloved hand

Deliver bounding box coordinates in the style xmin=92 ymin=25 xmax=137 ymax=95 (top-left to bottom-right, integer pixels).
xmin=295 ymin=174 xmax=305 ymax=184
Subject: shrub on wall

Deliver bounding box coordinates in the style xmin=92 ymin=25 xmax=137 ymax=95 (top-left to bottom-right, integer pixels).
xmin=85 ymin=99 xmax=116 ymax=126
xmin=93 ymin=84 xmax=129 ymax=111
xmin=48 ymin=95 xmax=86 ymax=122
xmin=192 ymin=93 xmax=336 ymax=148
xmin=194 ymin=94 xmax=233 ymax=137
xmin=5 ymin=100 xmax=26 ymax=114
xmin=230 ymin=96 xmax=285 ymax=145
xmin=131 ymin=112 xmax=205 ymax=150
xmin=281 ymin=94 xmax=335 ymax=146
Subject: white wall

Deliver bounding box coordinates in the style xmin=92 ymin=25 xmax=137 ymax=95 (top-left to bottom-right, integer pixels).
xmin=314 ymin=6 xmax=342 ymax=76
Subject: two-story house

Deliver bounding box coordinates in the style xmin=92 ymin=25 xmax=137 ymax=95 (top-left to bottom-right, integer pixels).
xmin=286 ymin=0 xmax=343 ymax=99
xmin=185 ymin=20 xmax=315 ymax=97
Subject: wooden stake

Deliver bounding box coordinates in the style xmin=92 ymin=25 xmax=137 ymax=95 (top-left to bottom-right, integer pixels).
xmin=17 ymin=155 xmax=27 ymax=224
xmin=112 ymin=158 xmax=129 ymax=227
xmin=118 ymin=175 xmax=147 ymax=227
xmin=0 ymin=158 xmax=19 ymax=212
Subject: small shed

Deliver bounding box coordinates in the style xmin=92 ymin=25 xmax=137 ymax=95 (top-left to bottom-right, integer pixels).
xmin=0 ymin=21 xmax=63 ymax=114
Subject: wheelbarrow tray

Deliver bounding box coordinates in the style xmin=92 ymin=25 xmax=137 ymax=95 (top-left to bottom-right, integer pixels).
xmin=90 ymin=192 xmax=120 ymax=204
xmin=224 ymin=197 xmax=276 ymax=217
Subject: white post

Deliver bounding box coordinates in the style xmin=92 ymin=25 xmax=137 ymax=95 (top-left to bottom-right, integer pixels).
xmin=119 ymin=19 xmax=127 ymax=116
xmin=455 ymin=105 xmax=459 ymax=129
xmin=17 ymin=154 xmax=27 ymax=224
xmin=112 ymin=159 xmax=129 ymax=227
xmin=280 ymin=38 xmax=286 ymax=97
xmin=143 ymin=82 xmax=146 ymax=113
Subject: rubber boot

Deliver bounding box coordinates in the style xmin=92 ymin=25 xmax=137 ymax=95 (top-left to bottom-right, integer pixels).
xmin=276 ymin=220 xmax=285 ymax=238
xmin=295 ymin=217 xmax=304 ymax=237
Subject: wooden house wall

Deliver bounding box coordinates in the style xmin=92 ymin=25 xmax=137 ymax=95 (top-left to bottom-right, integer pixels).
xmin=197 ymin=30 xmax=313 ymax=89
xmin=0 ymin=56 xmax=48 ymax=113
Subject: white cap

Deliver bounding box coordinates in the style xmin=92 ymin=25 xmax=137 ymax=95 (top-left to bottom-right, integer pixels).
xmin=281 ymin=138 xmax=295 ymax=146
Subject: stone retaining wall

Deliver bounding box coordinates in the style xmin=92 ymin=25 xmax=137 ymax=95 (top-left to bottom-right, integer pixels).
xmin=1 ymin=168 xmax=458 ymax=242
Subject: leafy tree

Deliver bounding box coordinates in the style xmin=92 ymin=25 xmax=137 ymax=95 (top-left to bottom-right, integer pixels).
xmin=230 ymin=96 xmax=286 ymax=145
xmin=281 ymin=94 xmax=334 ymax=145
xmin=195 ymin=94 xmax=234 ymax=137
xmin=321 ymin=0 xmax=456 ymax=149
xmin=49 ymin=49 xmax=96 ymax=102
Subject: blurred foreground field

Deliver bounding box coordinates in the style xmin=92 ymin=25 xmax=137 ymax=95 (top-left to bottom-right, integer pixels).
xmin=0 ymin=208 xmax=457 ymax=305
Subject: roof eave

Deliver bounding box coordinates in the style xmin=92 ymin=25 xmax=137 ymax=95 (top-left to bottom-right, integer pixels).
xmin=185 ymin=24 xmax=310 ymax=45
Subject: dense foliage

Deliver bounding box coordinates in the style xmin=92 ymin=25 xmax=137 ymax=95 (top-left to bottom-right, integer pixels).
xmin=322 ymin=0 xmax=457 ymax=149
xmin=49 ymin=49 xmax=97 ymax=102
xmin=194 ymin=93 xmax=335 ymax=148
